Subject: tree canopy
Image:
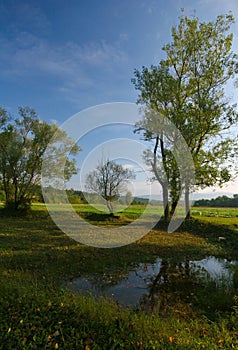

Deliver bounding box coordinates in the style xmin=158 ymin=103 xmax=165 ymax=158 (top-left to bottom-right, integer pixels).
xmin=132 ymin=12 xmax=238 ymax=221
xmin=85 ymin=159 xmax=135 ymax=215
xmin=0 ymin=107 xmax=79 ymax=212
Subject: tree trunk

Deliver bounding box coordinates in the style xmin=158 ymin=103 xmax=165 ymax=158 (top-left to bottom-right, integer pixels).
xmin=106 ymin=200 xmax=114 ymax=216
xmin=170 ymin=196 xmax=179 ymax=217
xmin=185 ymin=186 xmax=191 ymax=219
xmin=162 ymin=183 xmax=169 ymax=220
xmin=151 ymin=135 xmax=170 ymax=221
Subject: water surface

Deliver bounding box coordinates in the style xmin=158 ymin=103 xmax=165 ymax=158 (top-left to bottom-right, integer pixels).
xmin=67 ymin=256 xmax=237 ymax=313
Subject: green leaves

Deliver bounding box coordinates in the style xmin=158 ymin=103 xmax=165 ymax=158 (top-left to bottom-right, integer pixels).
xmin=132 ymin=11 xmax=238 ymax=217
xmin=0 ymin=106 xmax=80 ymax=212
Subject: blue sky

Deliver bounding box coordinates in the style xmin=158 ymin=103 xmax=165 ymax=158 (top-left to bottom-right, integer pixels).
xmin=1 ymin=0 xmax=238 ymax=196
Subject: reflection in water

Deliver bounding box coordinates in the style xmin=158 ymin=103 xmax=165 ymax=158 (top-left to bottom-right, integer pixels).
xmin=67 ymin=256 xmax=237 ymax=315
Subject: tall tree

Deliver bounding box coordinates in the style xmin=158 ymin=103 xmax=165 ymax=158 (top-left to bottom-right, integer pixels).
xmin=0 ymin=107 xmax=79 ymax=212
xmin=132 ymin=12 xmax=238 ymax=220
xmin=133 ymin=66 xmax=184 ymax=219
xmin=85 ymin=159 xmax=135 ymax=215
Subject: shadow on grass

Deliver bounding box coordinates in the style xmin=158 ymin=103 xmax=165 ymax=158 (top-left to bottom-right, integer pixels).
xmin=153 ymin=217 xmax=238 ymax=258
xmin=79 ymin=211 xmax=115 ymax=221
xmin=78 ymin=211 xmax=131 ymax=226
xmin=0 ymin=208 xmax=237 ymax=284
xmin=179 ymin=218 xmax=238 ymax=256
xmin=0 ymin=214 xmax=235 ymax=292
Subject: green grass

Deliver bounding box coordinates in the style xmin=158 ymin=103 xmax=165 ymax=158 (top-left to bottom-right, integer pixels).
xmin=0 ymin=203 xmax=237 ymax=349
xmin=192 ymin=206 xmax=238 ymax=218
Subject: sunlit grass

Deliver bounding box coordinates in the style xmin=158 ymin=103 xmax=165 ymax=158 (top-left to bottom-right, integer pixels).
xmin=192 ymin=206 xmax=238 ymax=218
xmin=0 ymin=203 xmax=237 ymax=348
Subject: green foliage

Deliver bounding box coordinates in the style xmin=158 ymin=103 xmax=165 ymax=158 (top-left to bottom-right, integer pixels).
xmin=0 ymin=190 xmax=5 ymax=201
xmin=0 ymin=107 xmax=80 ymax=212
xmin=194 ymin=194 xmax=238 ymax=207
xmin=132 ymin=12 xmax=238 ymax=219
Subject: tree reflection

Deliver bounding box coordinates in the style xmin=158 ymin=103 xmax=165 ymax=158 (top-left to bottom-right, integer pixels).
xmin=68 ymin=257 xmax=236 ymax=318
xmin=139 ymin=259 xmax=234 ymax=316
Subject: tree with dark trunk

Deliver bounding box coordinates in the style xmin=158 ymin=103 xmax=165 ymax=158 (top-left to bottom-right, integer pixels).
xmin=0 ymin=107 xmax=79 ymax=212
xmin=132 ymin=13 xmax=238 ymax=221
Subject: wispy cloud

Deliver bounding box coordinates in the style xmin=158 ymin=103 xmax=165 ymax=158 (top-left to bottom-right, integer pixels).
xmin=0 ymin=31 xmax=128 ymax=105
xmin=1 ymin=33 xmax=127 ymax=76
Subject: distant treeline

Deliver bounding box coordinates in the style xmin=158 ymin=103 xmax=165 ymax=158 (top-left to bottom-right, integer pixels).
xmin=194 ymin=194 xmax=238 ymax=207
xmin=0 ymin=186 xmax=160 ymax=206
xmin=7 ymin=186 xmax=150 ymax=205
xmin=43 ymin=187 xmax=151 ymax=205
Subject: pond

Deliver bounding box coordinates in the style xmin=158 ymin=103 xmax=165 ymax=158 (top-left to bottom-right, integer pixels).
xmin=67 ymin=256 xmax=238 ymax=315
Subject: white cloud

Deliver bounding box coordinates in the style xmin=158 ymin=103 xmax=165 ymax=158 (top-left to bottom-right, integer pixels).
xmin=0 ymin=32 xmax=128 ymax=105
xmin=1 ymin=34 xmax=126 ymax=75
xmin=131 ymin=180 xmax=162 ymax=196
xmin=123 ymin=163 xmax=136 ymax=170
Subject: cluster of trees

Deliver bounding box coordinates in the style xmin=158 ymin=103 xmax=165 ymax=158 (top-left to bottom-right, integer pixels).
xmin=0 ymin=107 xmax=79 ymax=212
xmin=132 ymin=12 xmax=238 ymax=220
xmin=194 ymin=194 xmax=238 ymax=207
xmin=40 ymin=187 xmax=86 ymax=205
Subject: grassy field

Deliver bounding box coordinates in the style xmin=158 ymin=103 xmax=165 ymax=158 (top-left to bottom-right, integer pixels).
xmin=0 ymin=203 xmax=237 ymax=349
xmin=192 ymin=206 xmax=238 ymax=218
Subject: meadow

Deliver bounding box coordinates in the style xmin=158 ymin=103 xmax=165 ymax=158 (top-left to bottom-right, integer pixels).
xmin=0 ymin=203 xmax=237 ymax=349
